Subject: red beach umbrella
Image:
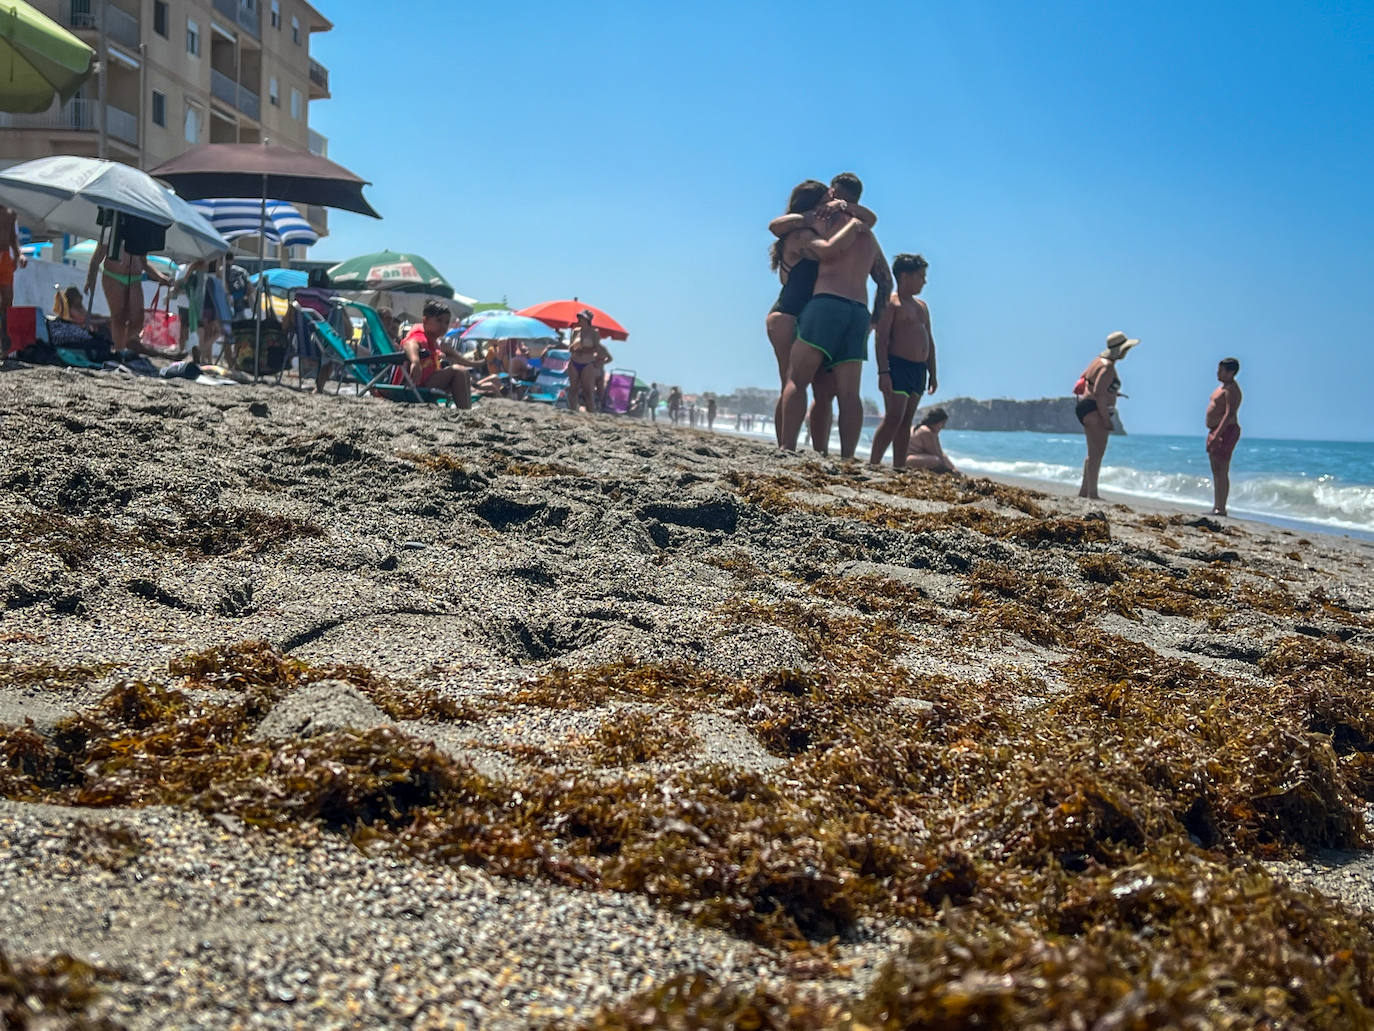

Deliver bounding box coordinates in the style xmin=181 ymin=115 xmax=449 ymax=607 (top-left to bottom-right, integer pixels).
xmin=517 ymin=299 xmax=628 ymax=340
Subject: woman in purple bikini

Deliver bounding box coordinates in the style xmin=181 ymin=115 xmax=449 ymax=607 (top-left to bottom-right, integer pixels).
xmin=567 ymin=309 xmax=612 ymax=413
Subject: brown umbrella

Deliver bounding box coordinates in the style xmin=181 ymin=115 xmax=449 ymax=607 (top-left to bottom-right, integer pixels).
xmin=149 ymin=143 xmax=380 ymax=379
xmin=148 ymin=143 xmax=379 ymax=217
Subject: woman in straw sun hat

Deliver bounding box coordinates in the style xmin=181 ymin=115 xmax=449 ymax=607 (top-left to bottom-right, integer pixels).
xmin=1075 ymin=330 xmax=1139 ymax=499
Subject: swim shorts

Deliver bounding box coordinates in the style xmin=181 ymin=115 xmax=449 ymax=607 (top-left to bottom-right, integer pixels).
xmin=0 ymin=252 xmax=13 ymax=288
xmin=797 ymin=293 xmax=869 ymax=369
xmin=1207 ymin=423 xmax=1241 ymax=461
xmin=887 ymin=354 xmax=928 ymax=397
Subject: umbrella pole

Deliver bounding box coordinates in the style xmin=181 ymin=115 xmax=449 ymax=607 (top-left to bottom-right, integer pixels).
xmin=84 ymin=220 xmax=110 ymax=327
xmin=254 ymin=173 xmax=266 ymax=381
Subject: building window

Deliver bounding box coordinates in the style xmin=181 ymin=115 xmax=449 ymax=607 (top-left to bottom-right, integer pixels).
xmin=290 ymin=88 xmax=301 ymax=120
xmin=153 ymin=1 xmax=168 ymax=37
xmin=151 ymin=90 xmax=166 ymax=127
xmin=291 ymin=15 xmax=300 ymax=44
xmin=270 ymin=0 xmax=280 ymax=28
xmin=268 ymin=76 xmax=279 ymax=106
xmin=184 ymin=104 xmax=202 ymax=144
xmin=186 ymin=19 xmax=199 ymax=56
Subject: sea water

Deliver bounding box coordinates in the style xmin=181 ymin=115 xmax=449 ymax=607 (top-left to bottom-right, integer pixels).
xmin=722 ymin=422 xmax=1374 ymax=538
xmin=939 ymin=431 xmax=1374 ymax=538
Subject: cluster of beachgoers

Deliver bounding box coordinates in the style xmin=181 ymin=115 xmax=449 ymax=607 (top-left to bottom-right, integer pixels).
xmin=759 ymin=172 xmax=1248 ymax=516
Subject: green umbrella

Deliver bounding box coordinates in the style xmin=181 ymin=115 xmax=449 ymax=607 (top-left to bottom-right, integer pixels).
xmin=0 ymin=1 xmax=95 ymax=114
xmin=327 ymin=249 xmax=454 ymax=298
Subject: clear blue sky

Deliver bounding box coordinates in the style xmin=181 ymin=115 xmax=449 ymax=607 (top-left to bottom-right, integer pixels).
xmin=308 ymin=0 xmax=1374 ymax=440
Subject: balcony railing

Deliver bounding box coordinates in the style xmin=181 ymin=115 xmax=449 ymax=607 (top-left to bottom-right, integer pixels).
xmin=0 ymin=97 xmax=136 ymax=145
xmin=211 ymin=68 xmax=237 ymax=107
xmin=237 ymin=83 xmax=260 ymax=121
xmin=308 ymin=58 xmax=329 ymax=94
xmin=0 ymin=97 xmax=98 ymax=133
xmin=211 ymin=0 xmax=259 ymax=39
xmin=105 ymin=103 xmax=138 ymax=145
xmin=211 ymin=68 xmax=260 ymax=121
xmin=307 ymin=129 xmax=327 ymax=156
xmin=68 ymin=2 xmax=140 ymax=50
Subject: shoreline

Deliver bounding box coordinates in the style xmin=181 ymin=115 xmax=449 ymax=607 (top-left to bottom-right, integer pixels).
xmin=704 ymin=422 xmax=1374 ymax=543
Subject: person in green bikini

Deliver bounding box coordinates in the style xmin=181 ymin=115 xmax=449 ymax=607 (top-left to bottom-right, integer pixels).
xmin=85 ymin=230 xmax=172 ymax=355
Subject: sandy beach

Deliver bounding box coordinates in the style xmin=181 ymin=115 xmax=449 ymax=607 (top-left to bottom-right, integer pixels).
xmin=3 ymin=366 xmax=1374 ymax=1029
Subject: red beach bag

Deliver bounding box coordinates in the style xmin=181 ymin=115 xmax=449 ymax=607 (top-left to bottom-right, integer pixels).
xmin=140 ymin=287 xmax=182 ymax=356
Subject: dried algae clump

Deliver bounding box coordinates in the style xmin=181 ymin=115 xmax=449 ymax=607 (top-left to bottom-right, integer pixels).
xmin=854 ymin=858 xmax=1374 ymax=1031
xmin=577 ymin=709 xmax=699 ymax=766
xmin=566 ymin=973 xmax=841 ymax=1030
xmin=0 ymin=950 xmax=118 ymax=1031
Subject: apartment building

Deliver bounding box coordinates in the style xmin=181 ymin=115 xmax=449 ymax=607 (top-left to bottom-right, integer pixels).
xmin=0 ymin=0 xmax=333 ymax=240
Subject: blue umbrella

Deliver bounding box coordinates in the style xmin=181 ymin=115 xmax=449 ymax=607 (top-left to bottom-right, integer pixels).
xmin=460 ymin=312 xmax=558 ymax=341
xmin=189 ymin=198 xmax=319 ymax=248
xmin=250 ymin=267 xmax=308 ymax=289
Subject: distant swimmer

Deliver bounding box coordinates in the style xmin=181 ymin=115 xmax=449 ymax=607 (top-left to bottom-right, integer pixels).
xmin=905 ymin=407 xmax=959 ymax=474
xmin=1205 ymin=357 xmax=1243 ymax=516
xmin=1075 ymin=331 xmax=1139 ymax=499
xmin=870 ymin=253 xmax=938 ymax=469
xmin=779 ymin=172 xmax=892 ymax=460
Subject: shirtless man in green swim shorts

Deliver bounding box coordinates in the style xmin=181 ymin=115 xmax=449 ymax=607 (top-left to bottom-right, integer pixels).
xmin=779 ymin=173 xmax=892 ymax=459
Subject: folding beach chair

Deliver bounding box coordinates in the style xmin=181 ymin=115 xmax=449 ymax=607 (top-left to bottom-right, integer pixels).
xmin=520 ymin=347 xmax=567 ymax=405
xmin=603 ymin=368 xmax=636 ymax=415
xmin=298 ymin=306 xmax=452 ymax=405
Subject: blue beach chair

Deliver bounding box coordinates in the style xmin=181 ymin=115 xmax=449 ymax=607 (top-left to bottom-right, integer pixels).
xmin=525 ymin=348 xmax=570 ymax=406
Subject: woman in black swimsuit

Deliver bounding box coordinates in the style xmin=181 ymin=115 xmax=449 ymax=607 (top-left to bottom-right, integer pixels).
xmin=1076 ymin=331 xmax=1138 ymax=498
xmin=765 ymin=181 xmax=828 ymax=444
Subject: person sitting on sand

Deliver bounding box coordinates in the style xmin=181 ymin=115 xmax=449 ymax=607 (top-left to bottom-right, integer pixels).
xmin=57 ymin=287 xmax=88 ymax=327
xmin=871 ymin=253 xmax=938 ymax=469
xmin=1205 ymin=357 xmax=1243 ymax=516
xmin=567 ymin=309 xmax=612 ymax=413
xmin=393 ymin=300 xmax=476 ymax=408
xmin=1075 ymin=331 xmax=1138 ymax=499
xmin=474 ymin=341 xmax=511 ymax=396
xmin=905 ymin=407 xmax=959 ymax=474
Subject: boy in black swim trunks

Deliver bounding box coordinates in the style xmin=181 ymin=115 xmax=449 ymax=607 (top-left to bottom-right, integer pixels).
xmin=870 ymin=253 xmax=938 ymax=468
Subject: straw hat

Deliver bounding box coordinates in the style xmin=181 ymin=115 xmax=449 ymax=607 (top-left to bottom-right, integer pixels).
xmin=1100 ymin=331 xmax=1140 ymax=359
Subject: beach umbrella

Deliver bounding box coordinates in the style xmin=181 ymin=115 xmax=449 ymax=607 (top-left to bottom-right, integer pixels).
xmin=149 ymin=142 xmax=380 ymax=379
xmin=460 ymin=313 xmax=557 ymax=342
xmin=456 ymin=306 xmax=512 ymax=330
xmin=0 ymin=156 xmax=228 ymax=260
xmin=149 ymin=143 xmax=379 ymax=218
xmin=517 ymin=299 xmax=628 ymax=341
xmin=327 ymin=249 xmax=453 ymax=297
xmin=250 ymin=267 xmax=308 ymax=289
xmin=0 ymin=1 xmax=95 ymax=113
xmin=190 ymin=198 xmax=319 ymax=248
xmin=61 ymin=238 xmax=178 ymax=277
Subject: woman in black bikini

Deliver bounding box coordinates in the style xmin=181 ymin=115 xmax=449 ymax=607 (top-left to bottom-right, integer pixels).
xmin=1076 ymin=331 xmax=1139 ymax=498
xmin=766 ymin=181 xmax=876 ymax=447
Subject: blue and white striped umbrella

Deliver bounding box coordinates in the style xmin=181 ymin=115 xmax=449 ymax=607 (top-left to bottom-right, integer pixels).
xmin=189 ymin=198 xmax=319 ymax=248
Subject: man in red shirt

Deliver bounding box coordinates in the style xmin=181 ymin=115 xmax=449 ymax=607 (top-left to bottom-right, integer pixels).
xmin=395 ymin=300 xmax=477 ymax=408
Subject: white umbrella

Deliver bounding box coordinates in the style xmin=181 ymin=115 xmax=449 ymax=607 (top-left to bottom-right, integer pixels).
xmin=0 ymin=155 xmax=228 ymax=260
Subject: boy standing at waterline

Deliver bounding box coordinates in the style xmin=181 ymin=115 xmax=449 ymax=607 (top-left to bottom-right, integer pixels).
xmin=1206 ymin=358 xmax=1243 ymax=516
